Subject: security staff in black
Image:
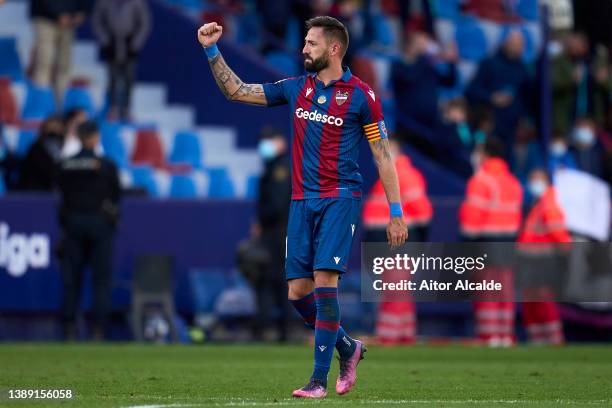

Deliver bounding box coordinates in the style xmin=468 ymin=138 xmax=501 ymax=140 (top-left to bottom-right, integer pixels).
xmin=254 ymin=127 xmax=291 ymax=341
xmin=57 ymin=120 xmax=121 ymax=340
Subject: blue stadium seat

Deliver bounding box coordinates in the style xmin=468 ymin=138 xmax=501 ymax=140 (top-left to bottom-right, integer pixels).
xmin=0 ymin=171 xmax=5 ymax=195
xmin=16 ymin=129 xmax=37 ymax=157
xmin=236 ymin=12 xmax=261 ymax=49
xmin=245 ymin=174 xmax=259 ymax=199
xmin=22 ymin=82 xmax=55 ymax=120
xmin=371 ymin=14 xmax=394 ymax=47
xmin=266 ymin=51 xmax=299 ymax=77
xmin=517 ymin=0 xmax=539 ymax=21
xmin=168 ymin=131 xmax=202 ymax=168
xmin=455 ymin=17 xmax=488 ymax=61
xmin=130 ymin=166 xmax=159 ymax=197
xmin=432 ymin=0 xmax=460 ymax=20
xmin=63 ymin=86 xmax=94 ymax=116
xmin=207 ymin=167 xmax=235 ymax=198
xmin=0 ymin=37 xmax=23 ymax=81
xmin=169 ymin=174 xmax=197 ymax=198
xmin=100 ymin=122 xmax=128 ymax=168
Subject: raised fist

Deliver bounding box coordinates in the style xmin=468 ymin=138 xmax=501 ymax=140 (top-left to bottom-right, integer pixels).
xmin=198 ymin=22 xmax=223 ymax=48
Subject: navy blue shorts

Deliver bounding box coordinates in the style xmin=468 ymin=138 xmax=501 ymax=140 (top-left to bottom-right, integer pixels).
xmin=285 ymin=198 xmax=362 ymax=280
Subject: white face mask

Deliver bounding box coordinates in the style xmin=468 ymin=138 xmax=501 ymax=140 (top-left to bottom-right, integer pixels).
xmin=528 ymin=180 xmax=547 ymax=198
xmin=257 ymin=139 xmax=278 ymax=160
xmin=550 ymin=141 xmax=567 ymax=156
xmin=573 ymin=127 xmax=595 ymax=146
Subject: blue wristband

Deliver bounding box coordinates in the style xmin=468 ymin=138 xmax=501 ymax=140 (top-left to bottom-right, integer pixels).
xmin=390 ymin=202 xmax=403 ymax=218
xmin=203 ymin=44 xmax=220 ymax=59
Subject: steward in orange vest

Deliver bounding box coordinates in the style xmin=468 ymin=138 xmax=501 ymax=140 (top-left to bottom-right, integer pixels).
xmin=459 ymin=138 xmax=523 ymax=347
xmin=364 ymin=140 xmax=433 ymax=242
xmin=518 ymin=169 xmax=569 ymax=345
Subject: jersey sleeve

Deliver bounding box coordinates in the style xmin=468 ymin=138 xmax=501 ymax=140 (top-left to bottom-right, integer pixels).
xmin=262 ymin=77 xmax=298 ymax=107
xmin=358 ymin=86 xmax=388 ymax=143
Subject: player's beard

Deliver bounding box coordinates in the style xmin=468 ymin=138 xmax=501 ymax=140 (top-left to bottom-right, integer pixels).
xmin=304 ymin=54 xmax=329 ymax=73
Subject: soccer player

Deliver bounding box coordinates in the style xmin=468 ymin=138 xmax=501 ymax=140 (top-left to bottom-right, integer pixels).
xmin=198 ymin=16 xmax=408 ymax=398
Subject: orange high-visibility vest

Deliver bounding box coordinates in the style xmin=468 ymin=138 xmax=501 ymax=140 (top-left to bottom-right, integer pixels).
xmin=363 ymin=154 xmax=433 ymax=227
xmin=518 ymin=187 xmax=571 ymax=244
xmin=459 ymin=158 xmax=523 ymax=238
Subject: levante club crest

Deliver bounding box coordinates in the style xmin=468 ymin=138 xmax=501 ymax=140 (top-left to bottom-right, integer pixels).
xmin=335 ymin=90 xmax=349 ymax=106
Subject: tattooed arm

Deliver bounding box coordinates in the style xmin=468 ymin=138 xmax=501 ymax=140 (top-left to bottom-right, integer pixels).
xmin=197 ymin=22 xmax=267 ymax=106
xmin=369 ymin=138 xmax=408 ymax=247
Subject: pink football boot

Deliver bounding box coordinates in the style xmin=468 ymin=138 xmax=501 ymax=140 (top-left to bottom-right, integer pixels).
xmin=292 ymin=379 xmax=327 ymax=399
xmin=336 ymin=339 xmax=367 ymax=395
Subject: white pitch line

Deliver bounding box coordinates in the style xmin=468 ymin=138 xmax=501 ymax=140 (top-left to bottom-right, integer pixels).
xmin=122 ymin=399 xmax=611 ymax=408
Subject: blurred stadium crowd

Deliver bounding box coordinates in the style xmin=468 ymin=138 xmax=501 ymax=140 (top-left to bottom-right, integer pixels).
xmin=0 ymin=0 xmax=611 ymax=343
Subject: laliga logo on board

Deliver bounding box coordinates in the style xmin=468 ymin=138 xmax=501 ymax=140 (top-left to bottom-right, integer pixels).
xmin=0 ymin=222 xmax=50 ymax=277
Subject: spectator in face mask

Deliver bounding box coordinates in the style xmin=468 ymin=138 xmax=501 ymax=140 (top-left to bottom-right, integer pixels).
xmin=252 ymin=126 xmax=291 ymax=341
xmin=548 ymin=133 xmax=577 ymax=175
xmin=570 ymin=117 xmax=606 ymax=179
xmin=61 ymin=108 xmax=89 ymax=159
xmin=19 ymin=115 xmax=65 ymax=191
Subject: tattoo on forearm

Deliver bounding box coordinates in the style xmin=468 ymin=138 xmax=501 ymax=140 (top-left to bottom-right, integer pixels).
xmin=208 ymin=54 xmax=266 ymax=105
xmin=235 ymin=83 xmax=265 ymax=100
xmin=371 ymin=139 xmax=393 ymax=166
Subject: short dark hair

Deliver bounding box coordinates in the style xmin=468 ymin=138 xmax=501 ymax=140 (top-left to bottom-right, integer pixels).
xmin=483 ymin=137 xmax=506 ymax=159
xmin=305 ymin=16 xmax=349 ymax=56
xmin=77 ymin=120 xmax=99 ymax=142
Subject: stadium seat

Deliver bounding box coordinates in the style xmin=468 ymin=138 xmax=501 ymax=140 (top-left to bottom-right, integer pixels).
xmin=432 ymin=0 xmax=461 ymax=20
xmin=455 ymin=17 xmax=488 ymax=61
xmin=265 ymin=51 xmax=299 ymax=77
xmin=0 ymin=37 xmax=23 ymax=81
xmin=15 ymin=128 xmax=37 ymax=157
xmin=100 ymin=122 xmax=128 ymax=168
xmin=169 ymin=174 xmax=197 ymax=198
xmin=21 ymin=82 xmax=56 ymax=120
xmin=131 ymin=129 xmax=165 ymax=168
xmin=517 ymin=0 xmax=539 ymax=21
xmin=63 ymin=86 xmax=95 ymax=116
xmin=130 ymin=166 xmax=159 ymax=197
xmin=245 ymin=174 xmax=259 ymax=199
xmin=0 ymin=77 xmax=18 ymax=124
xmin=168 ymin=131 xmax=202 ymax=168
xmin=235 ymin=11 xmax=261 ymax=49
xmin=207 ymin=167 xmax=235 ymax=198
xmin=371 ymin=14 xmax=399 ymax=49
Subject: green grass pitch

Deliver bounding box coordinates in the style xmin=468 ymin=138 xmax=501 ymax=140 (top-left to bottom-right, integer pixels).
xmin=1 ymin=344 xmax=611 ymax=407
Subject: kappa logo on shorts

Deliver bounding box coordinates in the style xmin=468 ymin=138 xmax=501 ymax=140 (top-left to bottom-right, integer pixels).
xmin=334 ymin=257 xmax=341 ymax=265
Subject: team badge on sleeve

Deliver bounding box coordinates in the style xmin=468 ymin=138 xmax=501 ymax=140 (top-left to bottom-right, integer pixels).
xmin=363 ymin=120 xmax=388 ymax=142
xmin=335 ymin=90 xmax=349 ymax=106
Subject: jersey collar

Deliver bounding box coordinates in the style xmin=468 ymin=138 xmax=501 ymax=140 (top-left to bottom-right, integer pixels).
xmin=311 ymin=67 xmax=352 ymax=88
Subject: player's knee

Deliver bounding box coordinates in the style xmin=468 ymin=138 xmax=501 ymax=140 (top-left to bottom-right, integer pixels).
xmin=313 ymin=270 xmax=339 ymax=288
xmin=287 ymin=279 xmax=313 ymax=300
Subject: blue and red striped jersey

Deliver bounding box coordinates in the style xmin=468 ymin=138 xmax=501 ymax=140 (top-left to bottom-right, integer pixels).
xmin=262 ymin=68 xmax=387 ymax=200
